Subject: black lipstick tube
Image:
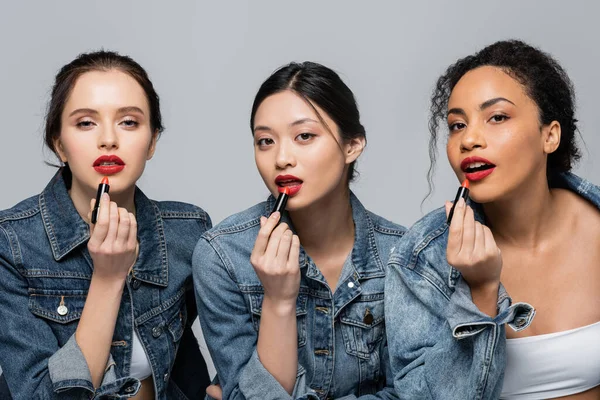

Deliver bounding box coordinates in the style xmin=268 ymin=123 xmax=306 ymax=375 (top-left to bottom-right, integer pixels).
xmin=447 ymin=184 xmax=470 ymax=225
xmin=91 ymin=180 xmax=110 ymax=224
xmin=271 ymin=191 xmax=289 ymax=215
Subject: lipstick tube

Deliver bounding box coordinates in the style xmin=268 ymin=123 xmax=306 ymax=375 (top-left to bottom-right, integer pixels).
xmin=91 ymin=176 xmax=110 ymax=224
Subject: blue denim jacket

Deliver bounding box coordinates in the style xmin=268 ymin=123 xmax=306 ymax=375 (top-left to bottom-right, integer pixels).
xmin=0 ymin=170 xmax=212 ymax=399
xmin=385 ymin=172 xmax=595 ymax=399
xmin=193 ymin=193 xmax=406 ymax=400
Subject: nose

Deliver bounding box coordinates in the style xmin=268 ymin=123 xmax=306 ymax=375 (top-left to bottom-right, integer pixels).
xmin=460 ymin=124 xmax=486 ymax=152
xmin=275 ymin=139 xmax=296 ymax=169
xmin=98 ymin=124 xmax=118 ymax=150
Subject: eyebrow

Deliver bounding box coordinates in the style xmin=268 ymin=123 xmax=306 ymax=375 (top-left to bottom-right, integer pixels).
xmin=68 ymin=106 xmax=145 ymax=118
xmin=253 ymin=117 xmax=320 ymax=133
xmin=447 ymin=97 xmax=516 ymax=118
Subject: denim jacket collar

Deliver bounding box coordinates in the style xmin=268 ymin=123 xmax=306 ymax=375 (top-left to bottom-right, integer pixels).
xmin=39 ymin=170 xmax=169 ymax=286
xmin=263 ymin=191 xmax=385 ymax=280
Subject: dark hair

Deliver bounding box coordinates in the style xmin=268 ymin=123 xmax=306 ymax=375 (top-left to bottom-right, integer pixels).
xmin=428 ymin=39 xmax=580 ymax=192
xmin=250 ymin=61 xmax=366 ymax=182
xmin=45 ymin=50 xmax=164 ymax=167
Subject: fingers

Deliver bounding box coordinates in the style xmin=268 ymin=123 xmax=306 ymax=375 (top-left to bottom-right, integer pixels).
xmin=88 ymin=193 xmax=110 ymax=247
xmin=264 ymin=222 xmax=289 ymax=258
xmin=444 ymin=201 xmax=452 ymax=218
xmin=253 ymin=212 xmax=281 ymax=255
xmin=104 ymin=201 xmax=120 ymax=243
xmin=288 ymin=235 xmax=300 ymax=266
xmin=115 ymin=208 xmax=131 ymax=245
xmin=127 ymin=213 xmax=138 ymax=251
xmin=460 ymin=204 xmax=476 ymax=255
xmin=447 ymin=198 xmax=466 ymax=254
xmin=275 ymin=230 xmax=293 ymax=263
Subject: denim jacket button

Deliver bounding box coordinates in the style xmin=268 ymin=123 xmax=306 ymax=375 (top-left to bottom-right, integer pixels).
xmin=163 ymin=373 xmax=169 ymax=382
xmin=363 ymin=308 xmax=374 ymax=325
xmin=132 ymin=278 xmax=141 ymax=290
xmin=57 ymin=305 xmax=68 ymax=316
xmin=124 ymin=385 xmax=136 ymax=393
xmin=347 ymin=282 xmax=355 ymax=288
xmin=152 ymin=326 xmax=163 ymax=338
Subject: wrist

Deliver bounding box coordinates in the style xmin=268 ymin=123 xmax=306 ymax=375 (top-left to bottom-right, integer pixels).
xmin=262 ymin=296 xmax=297 ymax=317
xmin=90 ymin=272 xmax=127 ymax=294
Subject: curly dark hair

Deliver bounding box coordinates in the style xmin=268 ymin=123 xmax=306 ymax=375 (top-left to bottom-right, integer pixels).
xmin=427 ymin=39 xmax=580 ymax=194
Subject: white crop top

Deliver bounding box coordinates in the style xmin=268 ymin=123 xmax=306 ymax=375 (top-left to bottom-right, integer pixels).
xmin=501 ymin=320 xmax=600 ymax=399
xmin=130 ymin=330 xmax=152 ymax=381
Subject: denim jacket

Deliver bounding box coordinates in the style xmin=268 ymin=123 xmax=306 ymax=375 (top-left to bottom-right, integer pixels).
xmin=0 ymin=170 xmax=212 ymax=399
xmin=384 ymin=174 xmax=597 ymax=399
xmin=193 ymin=193 xmax=406 ymax=400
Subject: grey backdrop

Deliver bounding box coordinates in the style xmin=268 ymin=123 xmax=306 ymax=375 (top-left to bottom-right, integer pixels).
xmin=1 ymin=0 xmax=599 ymax=381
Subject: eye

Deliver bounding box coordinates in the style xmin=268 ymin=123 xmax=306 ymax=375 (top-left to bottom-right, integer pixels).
xmin=489 ymin=114 xmax=509 ymax=123
xmin=76 ymin=120 xmax=96 ymax=129
xmin=120 ymin=118 xmax=139 ymax=128
xmin=296 ymin=133 xmax=315 ymax=141
xmin=256 ymin=138 xmax=274 ymax=146
xmin=448 ymin=122 xmax=466 ymax=132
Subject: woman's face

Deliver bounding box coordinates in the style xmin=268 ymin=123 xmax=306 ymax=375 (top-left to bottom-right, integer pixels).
xmin=446 ymin=66 xmax=560 ymax=203
xmin=253 ymin=90 xmax=363 ymax=211
xmin=55 ymin=69 xmax=156 ymax=199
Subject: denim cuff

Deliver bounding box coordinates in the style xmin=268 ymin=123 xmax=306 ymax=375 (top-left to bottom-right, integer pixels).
xmin=448 ymin=279 xmax=535 ymax=338
xmin=48 ymin=334 xmax=140 ymax=397
xmin=239 ymin=349 xmax=319 ymax=400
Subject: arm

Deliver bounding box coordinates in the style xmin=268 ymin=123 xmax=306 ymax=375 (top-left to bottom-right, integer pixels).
xmin=385 ymin=258 xmax=506 ymax=400
xmin=193 ymin=231 xmax=318 ymax=400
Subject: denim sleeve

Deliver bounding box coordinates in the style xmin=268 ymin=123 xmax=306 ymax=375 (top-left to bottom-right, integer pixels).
xmin=385 ymin=254 xmax=509 ymax=400
xmin=0 ymin=227 xmax=138 ymax=399
xmin=193 ymin=237 xmax=319 ymax=400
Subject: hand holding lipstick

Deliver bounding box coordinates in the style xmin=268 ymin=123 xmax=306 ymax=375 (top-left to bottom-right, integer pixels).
xmin=445 ymin=198 xmax=502 ymax=316
xmin=251 ymin=212 xmax=301 ymax=306
xmin=87 ymin=192 xmax=138 ymax=282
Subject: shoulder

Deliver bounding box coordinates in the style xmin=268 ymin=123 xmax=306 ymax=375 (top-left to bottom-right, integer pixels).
xmin=202 ymin=202 xmax=266 ymax=242
xmin=153 ymin=200 xmax=211 ymax=222
xmin=365 ymin=210 xmax=407 ymax=237
xmin=0 ymin=194 xmax=41 ymax=226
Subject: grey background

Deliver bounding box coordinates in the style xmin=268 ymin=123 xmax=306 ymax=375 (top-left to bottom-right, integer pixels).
xmin=1 ymin=0 xmax=598 ymax=381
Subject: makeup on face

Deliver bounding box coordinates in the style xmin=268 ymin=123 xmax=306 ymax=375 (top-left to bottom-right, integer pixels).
xmin=447 ymin=179 xmax=470 ymax=225
xmin=271 ymin=186 xmax=291 ymax=215
xmin=91 ymin=176 xmax=110 ymax=224
xmin=461 ymin=156 xmax=496 ymax=182
xmin=93 ymin=155 xmax=125 ymax=175
xmin=275 ymin=174 xmax=303 ymax=196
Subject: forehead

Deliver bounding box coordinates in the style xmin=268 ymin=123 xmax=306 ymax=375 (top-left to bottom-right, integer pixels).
xmin=254 ymin=90 xmax=332 ymax=126
xmin=448 ymin=65 xmax=529 ymax=108
xmin=65 ymin=69 xmax=148 ymax=110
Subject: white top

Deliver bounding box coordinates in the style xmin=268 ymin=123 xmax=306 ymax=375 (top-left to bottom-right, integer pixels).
xmin=501 ymin=320 xmax=600 ymax=399
xmin=130 ymin=330 xmax=152 ymax=381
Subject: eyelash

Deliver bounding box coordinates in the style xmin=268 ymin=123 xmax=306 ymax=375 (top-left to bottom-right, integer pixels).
xmin=448 ymin=114 xmax=509 ymax=132
xmin=76 ymin=119 xmax=139 ymax=129
xmin=489 ymin=114 xmax=509 ymax=123
xmin=256 ymin=138 xmax=274 ymax=146
xmin=296 ymin=133 xmax=315 ymax=141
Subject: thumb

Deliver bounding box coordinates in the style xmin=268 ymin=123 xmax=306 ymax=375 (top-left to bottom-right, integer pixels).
xmin=260 ymin=216 xmax=267 ymax=227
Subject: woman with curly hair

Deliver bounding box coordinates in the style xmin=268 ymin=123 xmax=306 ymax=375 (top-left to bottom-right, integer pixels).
xmin=386 ymin=39 xmax=599 ymax=399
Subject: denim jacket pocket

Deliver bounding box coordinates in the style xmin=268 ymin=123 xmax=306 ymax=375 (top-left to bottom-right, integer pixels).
xmin=339 ymin=293 xmax=385 ymax=359
xmin=247 ymin=288 xmax=309 ymax=347
xmin=167 ymin=300 xmax=188 ymax=343
xmin=28 ymin=290 xmax=87 ymax=325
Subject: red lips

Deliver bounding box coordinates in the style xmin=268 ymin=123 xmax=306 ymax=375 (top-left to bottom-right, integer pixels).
xmin=93 ymin=155 xmax=125 ymax=175
xmin=460 ymin=156 xmax=496 ymax=182
xmin=275 ymin=175 xmax=303 ymax=196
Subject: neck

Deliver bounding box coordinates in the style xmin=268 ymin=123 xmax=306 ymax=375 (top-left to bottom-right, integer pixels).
xmin=483 ymin=172 xmax=559 ymax=248
xmin=69 ymin=178 xmax=136 ymax=223
xmin=288 ymin=188 xmax=355 ymax=255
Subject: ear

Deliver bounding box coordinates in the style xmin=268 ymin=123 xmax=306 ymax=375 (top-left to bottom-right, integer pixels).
xmin=542 ymin=121 xmax=561 ymax=155
xmin=146 ymin=130 xmax=159 ymax=160
xmin=53 ymin=138 xmax=68 ymax=163
xmin=344 ymin=136 xmax=366 ymax=165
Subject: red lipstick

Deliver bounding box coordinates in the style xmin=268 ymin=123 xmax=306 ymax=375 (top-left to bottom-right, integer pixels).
xmin=460 ymin=156 xmax=496 ymax=182
xmin=275 ymin=175 xmax=303 ymax=196
xmin=271 ymin=186 xmax=290 ymax=215
xmin=93 ymin=155 xmax=125 ymax=175
xmin=91 ymin=176 xmax=110 ymax=224
xmin=447 ymin=179 xmax=470 ymax=225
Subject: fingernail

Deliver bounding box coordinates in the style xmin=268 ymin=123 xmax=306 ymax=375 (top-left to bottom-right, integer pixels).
xmin=272 ymin=211 xmax=280 ymax=219
xmin=457 ymin=198 xmax=465 ymax=207
xmin=102 ymin=193 xmax=109 ymax=200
